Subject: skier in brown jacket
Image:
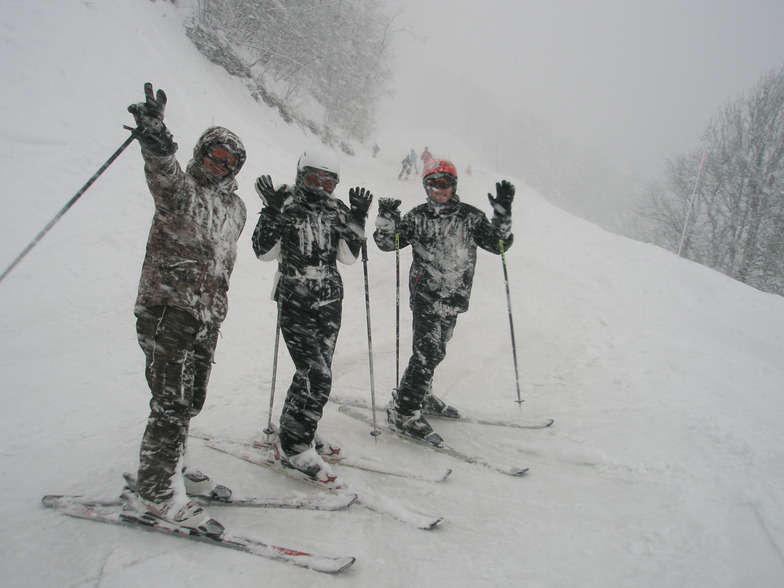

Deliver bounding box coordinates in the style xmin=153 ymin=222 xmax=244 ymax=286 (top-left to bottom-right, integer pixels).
xmin=126 ymin=83 xmax=246 ymax=536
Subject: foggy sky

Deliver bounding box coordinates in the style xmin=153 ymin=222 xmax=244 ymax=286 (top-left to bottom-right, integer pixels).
xmin=384 ymin=0 xmax=784 ymax=176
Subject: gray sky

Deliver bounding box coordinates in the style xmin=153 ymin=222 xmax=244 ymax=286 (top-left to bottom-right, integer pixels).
xmin=384 ymin=0 xmax=784 ymax=176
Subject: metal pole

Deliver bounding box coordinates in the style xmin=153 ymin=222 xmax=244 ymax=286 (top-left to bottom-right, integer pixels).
xmin=678 ymin=150 xmax=708 ymax=257
xmin=263 ymin=304 xmax=282 ymax=439
xmin=0 ymin=129 xmax=138 ymax=285
xmin=499 ymin=240 xmax=523 ymax=406
xmin=395 ymin=232 xmax=400 ymax=388
xmin=361 ymin=241 xmax=380 ymax=436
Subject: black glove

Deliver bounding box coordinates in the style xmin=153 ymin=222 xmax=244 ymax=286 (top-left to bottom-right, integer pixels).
xmin=488 ymin=180 xmax=515 ymax=216
xmin=255 ymin=175 xmax=288 ymax=212
xmin=127 ymin=83 xmax=176 ymax=155
xmin=375 ymin=197 xmax=401 ymax=231
xmin=377 ymin=197 xmax=401 ymax=219
xmin=349 ymin=187 xmax=373 ymax=219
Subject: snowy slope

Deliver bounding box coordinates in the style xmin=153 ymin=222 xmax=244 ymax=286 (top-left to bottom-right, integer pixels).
xmin=1 ymin=1 xmax=784 ymax=586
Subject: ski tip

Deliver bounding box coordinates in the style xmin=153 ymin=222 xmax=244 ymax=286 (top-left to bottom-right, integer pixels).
xmin=336 ymin=556 xmax=357 ymax=572
xmin=421 ymin=516 xmax=444 ymax=530
xmin=41 ymin=494 xmax=63 ymax=507
xmin=511 ymin=467 xmax=530 ymax=476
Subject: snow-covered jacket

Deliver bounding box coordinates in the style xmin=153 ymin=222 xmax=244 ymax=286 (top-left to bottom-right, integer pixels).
xmin=135 ymin=126 xmax=247 ymax=326
xmin=374 ymin=195 xmax=513 ymax=314
xmin=251 ymin=186 xmax=363 ymax=308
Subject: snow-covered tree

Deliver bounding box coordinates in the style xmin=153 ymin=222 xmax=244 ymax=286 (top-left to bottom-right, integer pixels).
xmin=192 ymin=0 xmax=396 ymax=143
xmin=641 ymin=65 xmax=784 ymax=295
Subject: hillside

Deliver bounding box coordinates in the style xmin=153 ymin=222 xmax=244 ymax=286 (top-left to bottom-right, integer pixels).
xmin=1 ymin=2 xmax=783 ymax=586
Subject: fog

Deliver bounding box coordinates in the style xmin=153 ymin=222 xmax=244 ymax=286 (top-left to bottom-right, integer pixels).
xmin=383 ymin=0 xmax=784 ymax=178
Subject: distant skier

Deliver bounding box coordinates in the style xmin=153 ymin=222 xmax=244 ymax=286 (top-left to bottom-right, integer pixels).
xmin=420 ymin=146 xmax=433 ymax=169
xmin=408 ymin=148 xmax=419 ymax=174
xmin=398 ymin=153 xmax=413 ymax=180
xmin=398 ymin=149 xmax=419 ymax=180
xmin=252 ymin=149 xmax=372 ymax=483
xmin=127 ymin=83 xmax=247 ymax=536
xmin=374 ymin=159 xmax=515 ymax=445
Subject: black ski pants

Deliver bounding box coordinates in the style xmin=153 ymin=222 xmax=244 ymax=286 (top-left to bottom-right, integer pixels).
xmin=395 ymin=305 xmax=458 ymax=415
xmin=278 ymin=298 xmax=342 ymax=455
xmin=135 ymin=305 xmax=219 ymax=502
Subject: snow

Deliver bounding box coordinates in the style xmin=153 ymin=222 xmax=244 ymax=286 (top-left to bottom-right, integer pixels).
xmin=2 ymin=1 xmax=784 ymax=586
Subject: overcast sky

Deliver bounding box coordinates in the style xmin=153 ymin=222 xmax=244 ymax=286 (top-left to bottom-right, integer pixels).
xmin=384 ymin=0 xmax=784 ymax=176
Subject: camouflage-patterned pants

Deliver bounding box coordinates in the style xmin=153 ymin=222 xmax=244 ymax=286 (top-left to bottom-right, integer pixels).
xmin=135 ymin=305 xmax=219 ymax=502
xmin=278 ymin=299 xmax=342 ymax=455
xmin=395 ymin=306 xmax=458 ymax=415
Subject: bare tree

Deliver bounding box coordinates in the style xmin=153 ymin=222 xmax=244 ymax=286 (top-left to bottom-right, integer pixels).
xmin=641 ymin=66 xmax=784 ymax=295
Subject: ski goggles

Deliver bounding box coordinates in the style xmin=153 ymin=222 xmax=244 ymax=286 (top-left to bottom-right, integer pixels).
xmin=302 ymin=168 xmax=338 ymax=193
xmin=205 ymin=145 xmax=239 ymax=171
xmin=424 ymin=175 xmax=455 ymax=191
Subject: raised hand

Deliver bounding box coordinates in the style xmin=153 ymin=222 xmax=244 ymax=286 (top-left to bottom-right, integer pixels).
xmin=255 ymin=175 xmax=288 ymax=211
xmin=128 ymin=83 xmax=167 ymax=128
xmin=127 ymin=83 xmax=175 ymax=155
xmin=375 ymin=197 xmax=402 ymax=231
xmin=349 ymin=187 xmax=373 ymax=218
xmin=488 ymin=180 xmax=515 ymax=216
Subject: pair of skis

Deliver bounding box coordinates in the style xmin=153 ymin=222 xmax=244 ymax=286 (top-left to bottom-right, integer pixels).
xmin=329 ymin=393 xmax=555 ymax=430
xmin=336 ymin=405 xmax=532 ymax=476
xmin=201 ymin=435 xmax=446 ymax=530
xmin=42 ymin=481 xmax=357 ymax=574
xmin=330 ymin=394 xmax=553 ymax=476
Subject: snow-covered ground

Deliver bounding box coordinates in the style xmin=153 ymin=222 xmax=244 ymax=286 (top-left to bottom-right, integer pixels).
xmin=1 ymin=1 xmax=783 ymax=586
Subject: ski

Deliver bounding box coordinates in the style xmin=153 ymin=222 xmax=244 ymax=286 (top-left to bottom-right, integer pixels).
xmin=330 ymin=394 xmax=554 ymax=429
xmin=338 ymin=405 xmax=530 ymax=477
xmin=253 ymin=438 xmax=451 ymax=483
xmin=121 ymin=471 xmax=356 ymax=511
xmin=431 ymin=412 xmax=554 ymax=429
xmin=197 ymin=493 xmax=357 ymax=510
xmin=191 ymin=431 xmax=451 ymax=483
xmin=42 ymin=495 xmax=355 ymax=574
xmin=204 ymin=437 xmax=443 ymax=530
xmin=43 ymin=491 xmax=355 ymax=512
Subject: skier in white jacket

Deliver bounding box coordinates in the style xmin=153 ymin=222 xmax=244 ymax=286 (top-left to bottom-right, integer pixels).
xmin=252 ymin=149 xmax=372 ymax=484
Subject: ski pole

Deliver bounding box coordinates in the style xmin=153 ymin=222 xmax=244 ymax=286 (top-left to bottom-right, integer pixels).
xmin=499 ymin=240 xmax=523 ymax=406
xmin=395 ymin=232 xmax=401 ymax=387
xmin=677 ymin=150 xmax=707 ymax=257
xmin=361 ymin=240 xmax=381 ymax=437
xmin=263 ymin=304 xmax=282 ymax=439
xmin=0 ymin=127 xmax=139 ymax=285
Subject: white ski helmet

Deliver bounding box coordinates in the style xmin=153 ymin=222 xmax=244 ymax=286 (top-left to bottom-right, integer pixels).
xmin=297 ymin=148 xmax=341 ymax=181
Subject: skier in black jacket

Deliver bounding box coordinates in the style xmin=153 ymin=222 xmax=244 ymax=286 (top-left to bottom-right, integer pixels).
xmin=252 ymin=149 xmax=372 ymax=483
xmin=374 ymin=158 xmax=515 ymax=446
